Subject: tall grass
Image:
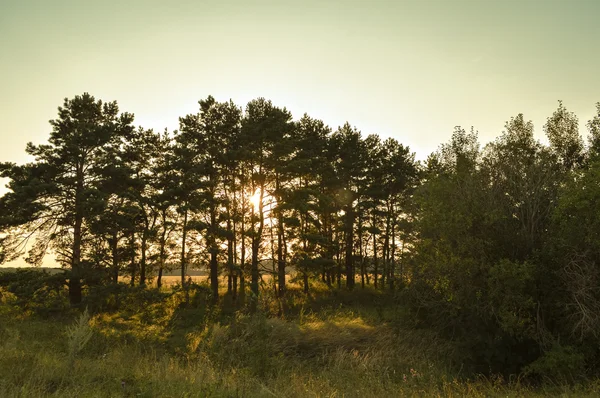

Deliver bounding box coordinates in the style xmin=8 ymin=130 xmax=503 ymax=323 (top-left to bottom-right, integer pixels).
xmin=1 ymin=283 xmax=600 ymax=397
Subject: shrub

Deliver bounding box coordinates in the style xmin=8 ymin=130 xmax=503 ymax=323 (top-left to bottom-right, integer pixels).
xmin=0 ymin=269 xmax=68 ymax=315
xmin=524 ymin=343 xmax=586 ymax=383
xmin=66 ymin=308 xmax=93 ymax=366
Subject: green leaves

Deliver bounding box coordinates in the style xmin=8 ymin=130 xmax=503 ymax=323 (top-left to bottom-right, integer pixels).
xmin=544 ymin=101 xmax=584 ymax=170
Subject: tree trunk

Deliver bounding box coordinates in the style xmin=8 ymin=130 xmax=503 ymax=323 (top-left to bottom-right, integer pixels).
xmin=390 ymin=209 xmax=396 ymax=290
xmin=373 ymin=231 xmax=378 ymax=289
xmin=180 ymin=208 xmax=188 ymax=287
xmin=232 ymin=273 xmax=238 ymax=301
xmin=382 ymin=208 xmax=391 ymax=289
xmin=303 ymin=271 xmax=309 ymax=294
xmin=111 ymin=232 xmax=119 ymax=284
xmin=69 ymin=168 xmax=84 ymax=305
xmin=337 ymin=229 xmax=342 ymax=289
xmin=240 ymin=192 xmax=246 ymax=304
xmin=360 ymin=256 xmax=365 ymax=288
xmin=139 ymin=231 xmax=147 ymax=287
xmin=157 ymin=210 xmax=167 ymax=290
xmin=276 ymin=177 xmax=286 ymax=297
xmin=345 ymin=203 xmax=355 ymax=289
xmin=209 ymin=199 xmax=219 ymax=304
xmin=157 ymin=267 xmax=163 ymax=290
xmin=277 ymin=220 xmax=286 ymax=298
xmin=227 ymin=217 xmax=234 ymax=295
xmin=324 ymin=212 xmax=333 ymax=287
xmin=359 ymin=213 xmax=365 ymax=289
xmin=129 ymin=231 xmax=136 ymax=287
xmin=231 ymin=181 xmax=238 ymax=301
xmin=239 ymin=271 xmax=245 ymax=304
xmin=250 ymin=184 xmax=265 ymax=310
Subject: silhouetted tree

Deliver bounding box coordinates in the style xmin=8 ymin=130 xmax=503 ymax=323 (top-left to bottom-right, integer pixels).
xmin=0 ymin=93 xmax=134 ymax=304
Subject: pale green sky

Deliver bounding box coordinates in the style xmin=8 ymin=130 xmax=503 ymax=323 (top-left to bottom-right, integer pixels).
xmin=1 ymin=0 xmax=599 ymax=177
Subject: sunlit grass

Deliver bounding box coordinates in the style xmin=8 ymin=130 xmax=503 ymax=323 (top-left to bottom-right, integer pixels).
xmin=2 ymin=283 xmax=600 ymax=397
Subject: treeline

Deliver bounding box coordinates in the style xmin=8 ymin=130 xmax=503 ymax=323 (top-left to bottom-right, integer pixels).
xmin=0 ymin=93 xmax=418 ymax=308
xmin=2 ymin=93 xmax=600 ymax=378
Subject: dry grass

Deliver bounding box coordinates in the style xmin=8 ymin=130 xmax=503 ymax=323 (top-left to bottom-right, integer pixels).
xmin=2 ymin=284 xmax=600 ymax=397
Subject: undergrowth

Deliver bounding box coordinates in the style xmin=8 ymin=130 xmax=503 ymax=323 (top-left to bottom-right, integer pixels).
xmin=1 ymin=279 xmax=600 ymax=397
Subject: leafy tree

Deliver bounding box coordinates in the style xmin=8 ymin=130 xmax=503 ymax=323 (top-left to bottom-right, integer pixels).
xmin=0 ymin=93 xmax=134 ymax=304
xmin=587 ymin=103 xmax=600 ymax=159
xmin=551 ymin=159 xmax=600 ymax=341
xmin=544 ymin=101 xmax=584 ymax=170
xmin=482 ymin=114 xmax=559 ymax=257
xmin=411 ymin=126 xmax=528 ymax=371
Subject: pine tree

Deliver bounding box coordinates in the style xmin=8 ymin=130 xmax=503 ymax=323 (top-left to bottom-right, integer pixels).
xmin=0 ymin=93 xmax=134 ymax=304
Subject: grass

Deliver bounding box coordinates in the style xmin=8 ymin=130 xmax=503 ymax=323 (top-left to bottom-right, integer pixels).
xmin=2 ymin=281 xmax=600 ymax=397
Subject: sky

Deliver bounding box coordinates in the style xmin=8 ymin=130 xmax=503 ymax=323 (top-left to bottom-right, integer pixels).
xmin=0 ymin=0 xmax=599 ymax=192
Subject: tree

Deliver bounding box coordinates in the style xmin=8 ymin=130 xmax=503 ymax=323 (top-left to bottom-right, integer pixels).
xmin=92 ymin=126 xmax=163 ymax=286
xmin=240 ymin=98 xmax=293 ymax=305
xmin=552 ymin=159 xmax=600 ymax=341
xmin=179 ymin=96 xmax=242 ymax=303
xmin=0 ymin=93 xmax=134 ymax=304
xmin=330 ymin=123 xmax=366 ymax=289
xmin=482 ymin=114 xmax=559 ymax=258
xmin=149 ymin=130 xmax=179 ymax=290
xmin=172 ymin=120 xmax=206 ymax=288
xmin=587 ymin=103 xmax=600 ymax=159
xmin=283 ymin=115 xmax=332 ymax=294
xmin=377 ymin=137 xmax=417 ymax=289
xmin=544 ymin=101 xmax=584 ymax=170
xmin=411 ymin=121 xmax=562 ymax=373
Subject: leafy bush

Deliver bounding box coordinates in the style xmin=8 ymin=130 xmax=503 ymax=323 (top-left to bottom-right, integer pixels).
xmin=83 ymin=282 xmax=170 ymax=313
xmin=0 ymin=269 xmax=68 ymax=315
xmin=524 ymin=344 xmax=586 ymax=383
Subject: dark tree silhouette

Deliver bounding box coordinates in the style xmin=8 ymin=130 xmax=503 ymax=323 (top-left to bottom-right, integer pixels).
xmin=0 ymin=93 xmax=134 ymax=304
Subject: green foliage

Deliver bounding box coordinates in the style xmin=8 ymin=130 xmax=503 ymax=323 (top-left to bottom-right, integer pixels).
xmin=524 ymin=344 xmax=586 ymax=383
xmin=544 ymin=101 xmax=584 ymax=169
xmin=410 ymin=119 xmax=558 ymax=375
xmin=83 ymin=282 xmax=170 ymax=313
xmin=487 ymin=259 xmax=536 ymax=339
xmin=0 ymin=269 xmax=68 ymax=315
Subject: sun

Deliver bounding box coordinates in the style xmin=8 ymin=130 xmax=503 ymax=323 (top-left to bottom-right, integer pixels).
xmin=250 ymin=190 xmax=261 ymax=211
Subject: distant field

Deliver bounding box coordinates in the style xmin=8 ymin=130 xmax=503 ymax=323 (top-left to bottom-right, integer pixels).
xmin=1 ymin=267 xmax=297 ymax=282
xmin=126 ymin=274 xmax=295 ymax=287
xmin=124 ymin=275 xmax=209 ymax=287
xmin=0 ymin=267 xmax=354 ymax=289
xmin=0 ymin=267 xmax=65 ymax=274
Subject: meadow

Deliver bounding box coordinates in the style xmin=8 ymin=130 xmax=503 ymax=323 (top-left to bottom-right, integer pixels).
xmin=2 ymin=273 xmax=600 ymax=398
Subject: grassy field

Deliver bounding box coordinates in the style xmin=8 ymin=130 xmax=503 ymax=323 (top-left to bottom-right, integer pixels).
xmin=1 ymin=281 xmax=600 ymax=397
